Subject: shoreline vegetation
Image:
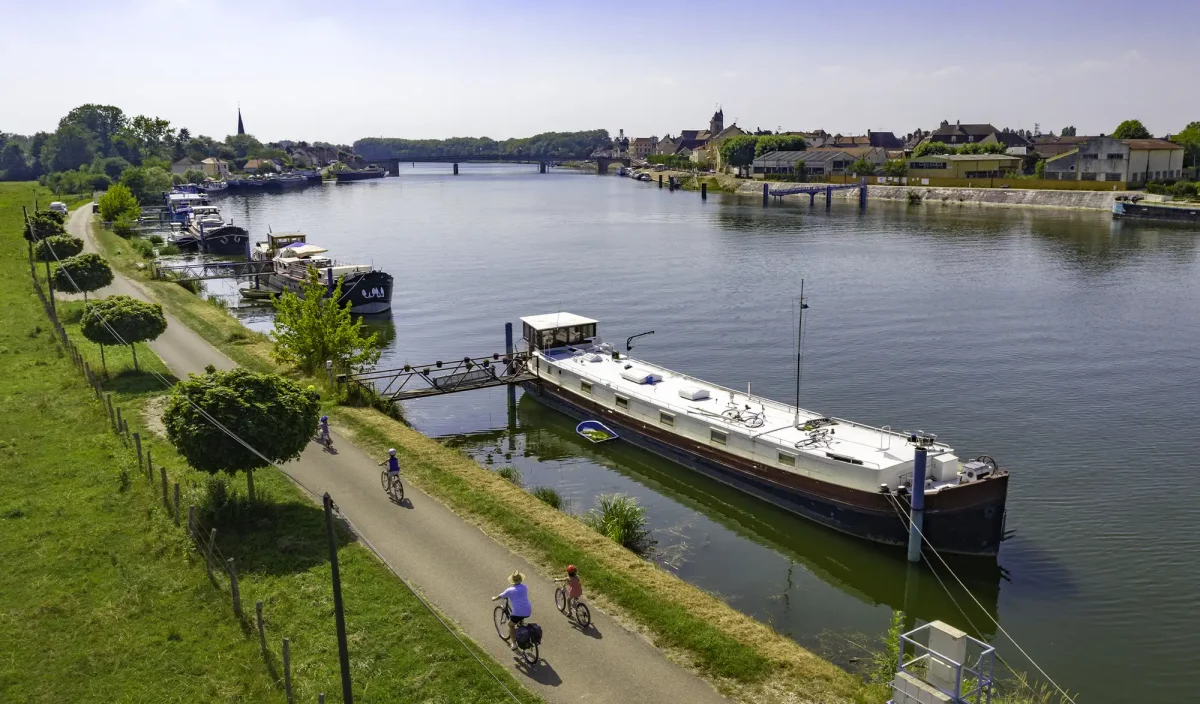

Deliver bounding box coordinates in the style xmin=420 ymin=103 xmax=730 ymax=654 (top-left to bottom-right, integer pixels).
xmin=74 ymin=189 xmax=1065 ymax=703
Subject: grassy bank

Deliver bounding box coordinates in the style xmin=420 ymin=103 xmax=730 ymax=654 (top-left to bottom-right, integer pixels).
xmin=4 ymin=184 xmax=537 ymax=703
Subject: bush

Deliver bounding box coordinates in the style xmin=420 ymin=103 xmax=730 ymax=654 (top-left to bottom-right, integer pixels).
xmin=906 ymin=190 xmax=923 ymax=205
xmin=1168 ymin=180 xmax=1197 ymax=197
xmin=34 ymin=234 xmax=84 ymax=261
xmin=112 ymin=217 xmax=138 ymax=238
xmin=129 ymin=238 xmax=155 ymax=259
xmin=88 ymin=172 xmax=113 ymax=191
xmin=52 ymin=253 xmax=113 ymax=293
xmin=495 ymin=466 xmax=522 ymax=486
xmin=23 ymin=210 xmax=66 ymax=242
xmin=81 ymin=295 xmax=167 ymax=348
xmin=183 ymin=169 xmax=206 ymax=185
xmin=148 ymin=234 xmax=164 ymax=245
xmin=531 ymin=486 xmax=567 ymax=511
xmin=582 ymin=493 xmax=655 ymax=555
xmin=98 ymin=183 xmax=140 ymax=222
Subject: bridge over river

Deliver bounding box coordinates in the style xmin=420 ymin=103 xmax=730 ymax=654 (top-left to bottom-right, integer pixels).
xmin=365 ymin=149 xmax=631 ymax=175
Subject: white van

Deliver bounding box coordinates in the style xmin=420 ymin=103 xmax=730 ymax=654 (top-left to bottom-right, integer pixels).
xmin=49 ymin=202 xmax=68 ymax=215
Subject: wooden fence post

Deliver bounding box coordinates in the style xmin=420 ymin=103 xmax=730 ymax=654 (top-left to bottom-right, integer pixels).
xmin=133 ymin=433 xmax=142 ymax=469
xmin=173 ymin=483 xmax=180 ymax=526
xmin=146 ymin=448 xmax=153 ymax=481
xmin=188 ymin=505 xmax=195 ymax=538
xmin=106 ymin=394 xmax=115 ymax=431
xmin=115 ymin=407 xmax=123 ymax=436
xmin=205 ymin=529 xmax=217 ymax=581
xmin=255 ymin=600 xmax=266 ymax=654
xmin=283 ymin=637 xmax=294 ymax=704
xmin=319 ymin=695 xmax=325 ymax=704
xmin=160 ymin=467 xmax=169 ymax=509
xmin=227 ymin=558 xmax=242 ymax=617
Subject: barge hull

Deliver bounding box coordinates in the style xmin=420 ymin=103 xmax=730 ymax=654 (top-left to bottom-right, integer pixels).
xmin=524 ymin=381 xmax=1007 ymax=556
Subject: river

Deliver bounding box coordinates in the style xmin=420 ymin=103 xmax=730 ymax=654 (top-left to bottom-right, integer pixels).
xmin=205 ymin=164 xmax=1200 ymax=702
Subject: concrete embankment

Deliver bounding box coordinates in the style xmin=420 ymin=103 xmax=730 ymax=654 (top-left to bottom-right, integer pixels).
xmin=734 ymin=181 xmax=1135 ymax=211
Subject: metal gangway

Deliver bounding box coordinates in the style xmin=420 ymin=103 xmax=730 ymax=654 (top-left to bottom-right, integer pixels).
xmin=340 ymin=352 xmax=535 ymax=402
xmin=767 ymin=177 xmax=869 ymax=208
xmin=153 ymin=259 xmax=275 ymax=282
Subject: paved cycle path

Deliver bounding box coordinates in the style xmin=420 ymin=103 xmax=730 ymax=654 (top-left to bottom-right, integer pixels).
xmin=68 ymin=207 xmax=726 ymax=704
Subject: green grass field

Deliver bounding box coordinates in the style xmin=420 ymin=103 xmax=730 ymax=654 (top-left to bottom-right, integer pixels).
xmin=1 ymin=184 xmax=538 ymax=703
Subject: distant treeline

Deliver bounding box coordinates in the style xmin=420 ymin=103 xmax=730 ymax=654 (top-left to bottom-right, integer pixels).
xmin=353 ymin=130 xmax=612 ymax=160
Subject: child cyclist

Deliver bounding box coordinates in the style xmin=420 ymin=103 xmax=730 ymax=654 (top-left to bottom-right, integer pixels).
xmin=553 ymin=564 xmax=583 ymax=611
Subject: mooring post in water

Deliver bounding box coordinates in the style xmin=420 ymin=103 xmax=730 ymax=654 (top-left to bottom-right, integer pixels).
xmin=658 ymin=174 xmax=663 ymax=189
xmin=453 ymin=162 xmax=459 ymax=175
xmin=907 ymin=434 xmax=932 ymax=563
xmin=826 ymin=185 xmax=833 ymax=210
xmin=859 ymin=177 xmax=868 ymax=209
xmin=701 ymin=182 xmax=707 ymax=200
xmin=504 ymin=322 xmax=516 ymax=409
xmin=762 ymin=183 xmax=768 ymax=207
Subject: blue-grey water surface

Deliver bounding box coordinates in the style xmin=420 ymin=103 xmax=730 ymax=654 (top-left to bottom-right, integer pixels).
xmin=209 ymin=164 xmax=1200 ymax=702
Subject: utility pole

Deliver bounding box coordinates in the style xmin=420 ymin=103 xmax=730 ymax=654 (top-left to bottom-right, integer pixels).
xmin=324 ymin=493 xmax=354 ymax=703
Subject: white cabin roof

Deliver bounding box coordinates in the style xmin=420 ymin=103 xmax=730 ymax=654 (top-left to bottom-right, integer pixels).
xmin=520 ymin=312 xmax=598 ymax=331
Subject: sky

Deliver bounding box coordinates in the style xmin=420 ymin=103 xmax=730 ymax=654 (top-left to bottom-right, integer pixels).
xmin=3 ymin=0 xmax=1199 ymax=145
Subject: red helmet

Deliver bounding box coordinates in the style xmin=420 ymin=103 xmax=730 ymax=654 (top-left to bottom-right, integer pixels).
xmin=566 ymin=564 xmax=577 ymax=575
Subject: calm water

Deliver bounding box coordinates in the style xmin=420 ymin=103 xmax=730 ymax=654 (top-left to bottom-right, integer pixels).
xmin=209 ymin=165 xmax=1200 ymax=702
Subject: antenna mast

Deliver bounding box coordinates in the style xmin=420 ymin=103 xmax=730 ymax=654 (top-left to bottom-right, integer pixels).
xmin=794 ymin=281 xmax=809 ymax=426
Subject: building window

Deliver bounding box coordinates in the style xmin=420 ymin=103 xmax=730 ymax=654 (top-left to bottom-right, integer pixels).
xmin=1081 ymin=173 xmax=1097 ymax=180
xmin=1106 ymin=173 xmax=1123 ymax=181
xmin=1106 ymin=153 xmax=1124 ymax=160
xmin=615 ymin=395 xmax=629 ymax=411
xmin=710 ymin=429 xmax=727 ymax=446
xmin=778 ymin=452 xmax=796 ymax=467
xmin=1081 ymin=153 xmax=1098 ymax=160
xmin=659 ymin=412 xmax=674 ymax=428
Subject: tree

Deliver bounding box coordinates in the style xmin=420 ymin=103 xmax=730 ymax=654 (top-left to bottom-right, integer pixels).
xmin=958 ymin=141 xmax=1009 ymax=155
xmin=41 ymin=124 xmax=98 ymax=173
xmin=849 ymin=158 xmax=876 ymax=176
xmin=53 ymin=252 xmax=113 ymax=295
xmin=882 ymin=159 xmax=908 ymax=177
xmin=80 ymin=294 xmax=167 ymax=371
xmin=1113 ymin=120 xmax=1151 ymax=140
xmin=793 ymin=159 xmax=806 ymax=182
xmin=912 ymin=141 xmax=954 ymax=158
xmin=23 ymin=210 xmax=66 ymax=241
xmin=98 ymin=183 xmax=140 ymax=221
xmin=97 ymin=156 xmax=131 ymax=180
xmin=183 ymin=168 xmax=205 ymax=184
xmin=753 ymin=134 xmax=807 ymax=157
xmin=1061 ymin=126 xmax=1077 ymax=137
xmin=719 ymin=135 xmax=759 ymax=175
xmin=272 ymin=270 xmax=381 ymax=375
xmin=1034 ymin=159 xmax=1046 ymax=179
xmin=163 ymin=368 xmax=320 ymax=503
xmin=120 ymin=165 xmax=171 ymax=203
xmin=256 ymin=160 xmax=279 ymax=175
xmin=0 ymin=142 xmax=29 ymax=180
xmin=1171 ymin=121 xmax=1200 ymax=170
xmin=59 ymin=104 xmax=127 ymax=157
xmin=34 ymin=234 xmax=84 ymax=261
xmin=27 ymin=132 xmax=50 ymax=177
xmin=225 ymin=133 xmax=265 ymax=159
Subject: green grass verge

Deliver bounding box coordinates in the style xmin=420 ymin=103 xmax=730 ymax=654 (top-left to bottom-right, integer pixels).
xmin=3 ymin=184 xmax=538 ymax=704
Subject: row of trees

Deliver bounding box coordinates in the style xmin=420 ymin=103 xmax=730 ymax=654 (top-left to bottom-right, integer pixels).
xmin=718 ymin=134 xmax=809 ymax=171
xmin=353 ymin=130 xmax=614 ymax=160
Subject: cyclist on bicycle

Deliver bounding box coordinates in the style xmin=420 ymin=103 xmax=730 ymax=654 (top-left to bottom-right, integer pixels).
xmin=492 ymin=571 xmax=532 ymax=650
xmin=378 ymin=448 xmax=400 ymax=477
xmin=553 ymin=564 xmax=583 ymax=611
xmin=316 ymin=415 xmax=331 ymax=446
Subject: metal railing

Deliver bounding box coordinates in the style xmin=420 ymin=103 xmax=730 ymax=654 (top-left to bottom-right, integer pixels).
xmin=891 ymin=623 xmax=995 ymax=703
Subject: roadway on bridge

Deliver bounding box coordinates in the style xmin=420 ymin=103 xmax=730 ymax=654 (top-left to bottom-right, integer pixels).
xmin=67 ymin=207 xmax=727 ymax=704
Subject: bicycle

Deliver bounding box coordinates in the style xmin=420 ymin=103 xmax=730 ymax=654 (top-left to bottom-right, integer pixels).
xmin=721 ymin=405 xmax=765 ymax=428
xmin=554 ymin=585 xmax=591 ymax=629
xmin=314 ymin=429 xmax=332 ymax=450
xmin=493 ymin=598 xmax=538 ymax=665
xmin=380 ymin=470 xmax=404 ymax=502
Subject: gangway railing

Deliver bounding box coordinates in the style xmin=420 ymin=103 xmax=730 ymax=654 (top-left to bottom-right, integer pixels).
xmin=339 ymin=352 xmax=534 ymax=402
xmin=153 ymin=260 xmax=274 ymax=282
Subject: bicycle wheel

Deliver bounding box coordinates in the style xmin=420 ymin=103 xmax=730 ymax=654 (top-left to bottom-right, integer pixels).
xmin=554 ymin=587 xmax=567 ymax=613
xmin=380 ymin=470 xmax=389 ymax=492
xmin=521 ymin=642 xmax=538 ymax=665
xmin=394 ymin=478 xmax=404 ymax=502
xmin=493 ymin=607 xmax=509 ymax=642
xmin=574 ymin=602 xmax=591 ymax=629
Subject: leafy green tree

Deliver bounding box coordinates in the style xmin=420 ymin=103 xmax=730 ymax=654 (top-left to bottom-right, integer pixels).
xmin=1034 ymin=159 xmax=1046 ymax=179
xmin=41 ymin=124 xmax=98 ymax=173
xmin=97 ymin=156 xmax=131 ymax=180
xmin=120 ymin=165 xmax=172 ymax=203
xmin=958 ymin=142 xmax=1009 ymax=155
xmin=1171 ymin=121 xmax=1200 ymax=170
xmin=0 ymin=142 xmax=29 ymax=180
xmin=23 ymin=210 xmax=66 ymax=241
xmin=98 ymin=183 xmax=140 ymax=221
xmin=87 ymin=172 xmax=112 ymax=191
xmin=719 ymin=135 xmax=759 ymax=174
xmin=34 ymin=234 xmax=84 ymax=261
xmin=59 ymin=104 xmax=127 ymax=157
xmin=753 ymin=134 xmax=807 ymax=157
xmin=163 ymin=368 xmax=320 ymax=503
xmin=849 ymin=158 xmax=876 ymax=176
xmin=793 ymin=159 xmax=806 ymax=181
xmin=882 ymin=159 xmax=908 ymax=177
xmin=1061 ymin=126 xmax=1077 ymax=137
xmin=225 ymin=133 xmax=265 ymax=159
xmin=183 ymin=168 xmax=205 ymax=184
xmin=27 ymin=131 xmax=50 ymax=177
xmin=256 ymin=160 xmax=279 ymax=175
xmin=80 ymin=294 xmax=166 ymax=371
xmin=52 ymin=252 xmax=113 ymax=294
xmin=271 ymin=270 xmax=381 ymax=375
xmin=112 ymin=217 xmax=138 ymax=238
xmin=912 ymin=141 xmax=955 ymax=158
xmin=1113 ymin=119 xmax=1151 ymax=140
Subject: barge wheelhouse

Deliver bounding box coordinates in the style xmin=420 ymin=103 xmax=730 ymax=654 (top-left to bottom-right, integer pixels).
xmin=517 ymin=313 xmax=1009 ymax=556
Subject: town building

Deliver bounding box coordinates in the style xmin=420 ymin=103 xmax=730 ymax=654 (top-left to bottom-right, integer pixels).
xmin=808 ymin=146 xmax=889 ymax=167
xmin=201 ymin=157 xmax=230 ymax=180
xmin=242 ymin=158 xmax=280 ymax=174
xmin=1042 ymin=136 xmax=1184 ymax=184
xmin=1030 ymin=135 xmax=1090 ymax=159
xmin=830 ymin=131 xmax=904 ymax=149
xmin=927 ymin=120 xmax=1029 ymax=149
xmin=751 ymin=150 xmax=856 ymax=178
xmin=905 ymin=153 xmax=1024 ymax=179
xmin=630 ymin=136 xmax=658 ymax=158
xmin=170 ymin=157 xmax=201 ymax=176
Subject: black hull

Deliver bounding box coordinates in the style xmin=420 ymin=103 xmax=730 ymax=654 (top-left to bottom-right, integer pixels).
xmin=335 ymin=170 xmax=386 ymax=182
xmin=1113 ymin=201 xmax=1200 ymax=224
xmin=174 ymin=227 xmax=250 ymax=256
xmin=262 ymin=269 xmax=393 ymax=314
xmin=524 ymin=381 xmax=1007 ymax=557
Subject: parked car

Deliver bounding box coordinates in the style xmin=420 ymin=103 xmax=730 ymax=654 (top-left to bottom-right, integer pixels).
xmin=50 ymin=202 xmax=68 ymax=215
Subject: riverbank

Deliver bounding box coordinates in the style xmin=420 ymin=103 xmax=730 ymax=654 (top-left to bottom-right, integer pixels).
xmin=79 ymin=197 xmax=880 ymax=702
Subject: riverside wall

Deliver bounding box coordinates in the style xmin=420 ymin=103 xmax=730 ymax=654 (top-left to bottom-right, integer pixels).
xmin=733 ymin=181 xmax=1149 ymax=211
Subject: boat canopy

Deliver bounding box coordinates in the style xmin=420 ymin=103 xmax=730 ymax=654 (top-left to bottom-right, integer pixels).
xmin=521 ymin=312 xmax=599 ymax=350
xmin=280 ymin=243 xmax=328 ymax=257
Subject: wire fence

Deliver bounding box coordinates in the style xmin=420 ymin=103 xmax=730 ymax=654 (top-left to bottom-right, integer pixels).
xmin=26 ymin=231 xmax=321 ymax=704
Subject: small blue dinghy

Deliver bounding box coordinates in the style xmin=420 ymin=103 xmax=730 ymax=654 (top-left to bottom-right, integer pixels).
xmin=576 ymin=420 xmax=619 ymax=444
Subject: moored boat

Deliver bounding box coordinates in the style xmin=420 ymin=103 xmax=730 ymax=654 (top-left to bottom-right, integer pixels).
xmin=517 ymin=312 xmax=1010 ymax=556
xmin=250 ymin=232 xmax=393 ymax=313
xmin=164 ymin=191 xmax=210 ymax=223
xmin=335 ymin=166 xmax=387 ymax=183
xmin=170 ymin=204 xmax=249 ymax=255
xmin=1113 ymin=198 xmax=1200 ymax=224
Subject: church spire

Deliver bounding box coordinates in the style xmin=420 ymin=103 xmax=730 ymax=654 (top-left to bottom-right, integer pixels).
xmin=237 ymin=106 xmax=245 ymax=136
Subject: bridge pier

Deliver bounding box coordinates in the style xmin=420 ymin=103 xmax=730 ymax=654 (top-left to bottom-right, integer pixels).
xmin=809 ymin=192 xmax=816 ymax=207
xmin=859 ymin=177 xmax=868 ymax=209
xmin=539 ymin=161 xmax=547 ymax=174
xmin=453 ymin=163 xmax=459 ymax=175
xmin=826 ymin=185 xmax=832 ymax=210
xmin=762 ymin=183 xmax=768 ymax=207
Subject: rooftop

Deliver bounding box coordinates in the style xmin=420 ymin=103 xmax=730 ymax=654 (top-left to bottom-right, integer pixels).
xmin=521 ymin=312 xmax=599 ymax=331
xmin=1123 ymin=139 xmax=1183 ymax=150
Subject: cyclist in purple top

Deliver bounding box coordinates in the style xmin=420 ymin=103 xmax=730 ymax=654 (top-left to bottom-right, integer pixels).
xmin=492 ymin=571 xmax=532 ymax=650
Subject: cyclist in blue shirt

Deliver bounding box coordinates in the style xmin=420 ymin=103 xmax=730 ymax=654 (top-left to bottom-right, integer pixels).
xmin=379 ymin=448 xmax=400 ymax=476
xmin=316 ymin=415 xmax=331 ymax=447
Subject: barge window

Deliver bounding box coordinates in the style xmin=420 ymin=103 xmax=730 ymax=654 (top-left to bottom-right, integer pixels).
xmin=777 ymin=452 xmax=796 ymax=467
xmin=710 ymin=429 xmax=727 ymax=446
xmin=615 ymin=395 xmax=629 ymax=411
xmin=659 ymin=412 xmax=674 ymax=428
xmin=825 ymin=452 xmax=864 ymax=466
xmin=581 ymin=381 xmax=592 ymax=394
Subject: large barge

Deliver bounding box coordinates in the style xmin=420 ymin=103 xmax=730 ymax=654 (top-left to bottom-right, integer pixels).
xmin=518 ymin=313 xmax=1009 ymax=556
xmin=250 ymin=232 xmax=393 ymax=314
xmin=1113 ymin=198 xmax=1200 ymax=224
